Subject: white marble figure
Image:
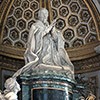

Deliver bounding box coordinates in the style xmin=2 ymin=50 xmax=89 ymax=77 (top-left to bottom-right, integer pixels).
xmin=0 ymin=78 xmax=20 ymax=100
xmin=26 ymin=8 xmax=73 ymax=65
xmin=24 ymin=8 xmax=74 ymax=68
xmin=12 ymin=8 xmax=74 ymax=78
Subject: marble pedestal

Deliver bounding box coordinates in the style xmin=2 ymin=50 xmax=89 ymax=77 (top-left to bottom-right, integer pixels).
xmin=20 ymin=65 xmax=75 ymax=100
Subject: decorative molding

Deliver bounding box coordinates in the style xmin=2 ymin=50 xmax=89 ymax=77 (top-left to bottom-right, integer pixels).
xmin=0 ymin=55 xmax=24 ymax=70
xmin=73 ymin=54 xmax=100 ymax=74
xmin=0 ymin=53 xmax=100 ymax=76
xmin=67 ymin=41 xmax=100 ymax=60
xmin=0 ymin=41 xmax=100 ymax=61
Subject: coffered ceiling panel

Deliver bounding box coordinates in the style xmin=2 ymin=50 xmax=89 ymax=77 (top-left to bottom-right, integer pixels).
xmin=0 ymin=0 xmax=100 ymax=60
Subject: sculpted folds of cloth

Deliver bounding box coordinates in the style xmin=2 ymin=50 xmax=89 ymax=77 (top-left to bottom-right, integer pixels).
xmin=24 ymin=8 xmax=74 ymax=73
xmin=12 ymin=8 xmax=74 ymax=78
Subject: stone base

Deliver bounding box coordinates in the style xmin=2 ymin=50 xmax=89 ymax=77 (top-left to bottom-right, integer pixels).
xmin=23 ymin=64 xmax=74 ymax=80
xmin=20 ymin=65 xmax=75 ymax=100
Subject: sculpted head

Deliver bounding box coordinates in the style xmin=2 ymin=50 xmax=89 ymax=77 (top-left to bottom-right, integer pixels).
xmin=38 ymin=8 xmax=48 ymax=23
xmin=4 ymin=78 xmax=20 ymax=94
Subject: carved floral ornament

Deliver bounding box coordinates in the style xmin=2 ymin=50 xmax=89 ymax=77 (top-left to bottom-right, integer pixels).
xmin=0 ymin=0 xmax=100 ymax=60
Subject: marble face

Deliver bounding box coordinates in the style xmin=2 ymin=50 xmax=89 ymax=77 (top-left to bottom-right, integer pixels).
xmin=38 ymin=8 xmax=48 ymax=23
xmin=4 ymin=78 xmax=20 ymax=94
xmin=14 ymin=81 xmax=21 ymax=94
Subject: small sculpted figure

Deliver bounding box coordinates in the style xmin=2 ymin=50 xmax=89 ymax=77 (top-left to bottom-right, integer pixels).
xmin=4 ymin=78 xmax=20 ymax=100
xmin=0 ymin=78 xmax=20 ymax=100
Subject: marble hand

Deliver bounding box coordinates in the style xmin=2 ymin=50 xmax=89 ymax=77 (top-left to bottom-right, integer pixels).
xmin=45 ymin=19 xmax=56 ymax=34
